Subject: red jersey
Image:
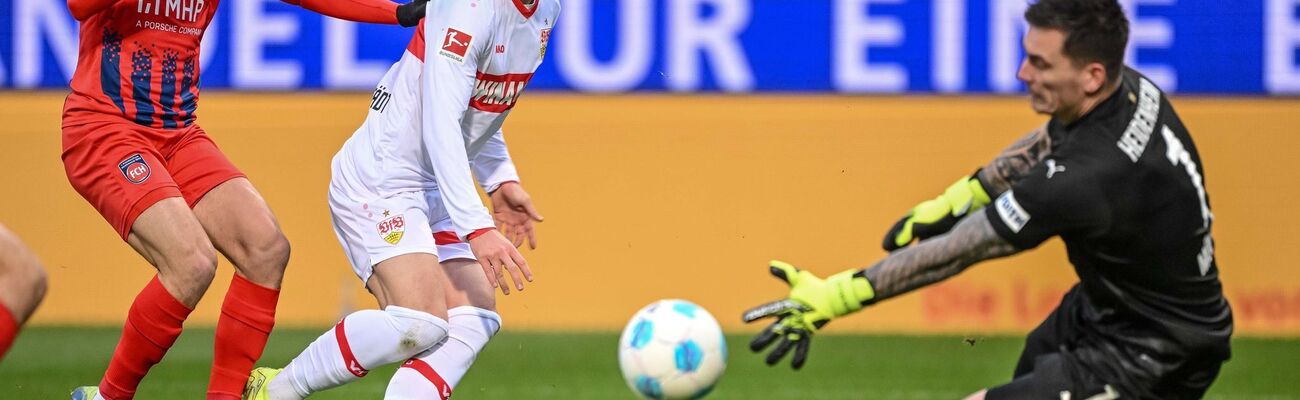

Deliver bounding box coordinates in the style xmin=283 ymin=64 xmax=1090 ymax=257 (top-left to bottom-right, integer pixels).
xmin=62 ymin=0 xmax=401 ymax=129
xmin=64 ymin=0 xmax=218 ymax=129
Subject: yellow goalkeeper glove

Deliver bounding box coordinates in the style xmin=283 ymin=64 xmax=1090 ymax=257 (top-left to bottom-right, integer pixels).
xmin=882 ymin=171 xmax=991 ymax=251
xmin=742 ymin=260 xmax=875 ymax=369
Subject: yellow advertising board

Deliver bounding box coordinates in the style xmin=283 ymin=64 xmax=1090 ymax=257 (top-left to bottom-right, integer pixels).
xmin=1 ymin=93 xmax=1296 ymax=336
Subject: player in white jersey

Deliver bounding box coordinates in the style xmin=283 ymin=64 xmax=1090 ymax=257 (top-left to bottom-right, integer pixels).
xmin=243 ymin=0 xmax=557 ymax=399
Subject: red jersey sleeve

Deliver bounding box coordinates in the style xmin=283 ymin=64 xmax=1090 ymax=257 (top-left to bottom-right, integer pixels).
xmin=282 ymin=0 xmax=400 ymax=25
xmin=67 ymin=0 xmax=117 ymax=21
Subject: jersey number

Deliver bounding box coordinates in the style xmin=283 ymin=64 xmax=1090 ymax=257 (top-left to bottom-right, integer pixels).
xmin=1161 ymin=126 xmax=1215 ymax=276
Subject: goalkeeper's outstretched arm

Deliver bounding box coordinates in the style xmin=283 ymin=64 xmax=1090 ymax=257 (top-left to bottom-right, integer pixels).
xmin=864 ymin=211 xmax=1020 ymax=302
xmin=882 ymin=124 xmax=1051 ymax=251
xmin=744 ymin=213 xmax=1022 ymax=368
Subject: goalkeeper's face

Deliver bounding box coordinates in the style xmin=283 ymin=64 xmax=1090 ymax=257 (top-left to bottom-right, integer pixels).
xmin=1017 ymin=27 xmax=1091 ymax=120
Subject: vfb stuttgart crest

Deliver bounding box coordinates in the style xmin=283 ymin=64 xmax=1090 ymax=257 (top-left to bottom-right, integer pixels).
xmin=377 ymin=212 xmax=406 ymax=245
xmin=539 ymin=28 xmax=552 ymax=59
xmin=118 ymin=153 xmax=151 ymax=184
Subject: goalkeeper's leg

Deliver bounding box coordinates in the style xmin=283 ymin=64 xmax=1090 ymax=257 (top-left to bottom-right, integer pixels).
xmin=259 ymin=254 xmax=451 ymax=400
xmin=385 ymin=256 xmax=499 ymax=400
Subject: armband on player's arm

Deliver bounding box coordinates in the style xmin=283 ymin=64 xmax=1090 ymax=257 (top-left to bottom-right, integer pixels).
xmin=881 ymin=171 xmax=992 ymax=251
xmin=283 ymin=0 xmax=429 ymax=27
xmin=67 ymin=0 xmax=118 ymax=21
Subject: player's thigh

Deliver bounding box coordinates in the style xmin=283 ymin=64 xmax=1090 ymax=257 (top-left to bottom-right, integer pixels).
xmin=192 ymin=177 xmax=289 ymax=285
xmin=986 ymin=352 xmax=1118 ymax=400
xmin=1015 ymin=285 xmax=1083 ymax=377
xmin=127 ymin=197 xmax=216 ymax=273
xmin=331 ymin=190 xmax=444 ymax=314
xmin=441 ymin=258 xmax=495 ymax=310
xmin=0 ymin=224 xmax=45 ymax=323
xmin=62 ymin=120 xmax=185 ymax=240
xmin=425 ymin=208 xmax=494 ymax=310
xmin=369 ymin=253 xmax=449 ymax=319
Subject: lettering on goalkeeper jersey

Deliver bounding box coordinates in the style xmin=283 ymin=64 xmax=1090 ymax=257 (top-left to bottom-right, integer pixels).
xmin=470 ymin=72 xmax=534 ymax=112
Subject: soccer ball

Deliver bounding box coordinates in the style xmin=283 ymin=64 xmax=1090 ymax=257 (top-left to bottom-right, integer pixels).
xmin=618 ymin=299 xmax=727 ymax=400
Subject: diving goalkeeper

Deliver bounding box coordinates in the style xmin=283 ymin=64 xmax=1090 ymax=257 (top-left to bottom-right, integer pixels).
xmin=743 ymin=1 xmax=1232 ymax=399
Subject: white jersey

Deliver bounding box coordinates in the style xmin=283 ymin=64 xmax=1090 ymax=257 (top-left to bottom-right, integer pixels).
xmin=331 ymin=0 xmax=559 ymax=240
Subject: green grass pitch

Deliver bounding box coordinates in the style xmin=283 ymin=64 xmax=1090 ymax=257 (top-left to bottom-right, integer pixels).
xmin=1 ymin=327 xmax=1296 ymax=399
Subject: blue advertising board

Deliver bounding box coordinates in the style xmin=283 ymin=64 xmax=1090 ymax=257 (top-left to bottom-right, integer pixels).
xmin=1 ymin=0 xmax=1298 ymax=93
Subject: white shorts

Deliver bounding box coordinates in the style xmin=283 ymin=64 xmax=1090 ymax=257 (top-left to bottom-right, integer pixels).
xmin=329 ymin=187 xmax=475 ymax=284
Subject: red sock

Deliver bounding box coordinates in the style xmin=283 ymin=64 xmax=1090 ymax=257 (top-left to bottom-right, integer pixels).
xmin=0 ymin=301 xmax=18 ymax=361
xmin=207 ymin=274 xmax=279 ymax=400
xmin=99 ymin=276 xmax=193 ymax=400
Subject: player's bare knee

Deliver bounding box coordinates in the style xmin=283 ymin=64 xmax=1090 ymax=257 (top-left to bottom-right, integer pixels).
xmin=461 ymin=282 xmax=496 ymax=311
xmin=442 ymin=258 xmax=496 ymax=310
xmin=237 ymin=230 xmax=290 ymax=286
xmin=24 ymin=258 xmax=48 ymax=303
xmin=160 ymin=244 xmax=219 ymax=291
xmin=963 ymin=389 xmax=987 ymax=400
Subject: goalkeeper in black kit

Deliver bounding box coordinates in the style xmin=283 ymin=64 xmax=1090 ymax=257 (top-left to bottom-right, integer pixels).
xmin=742 ymin=0 xmax=1232 ymax=398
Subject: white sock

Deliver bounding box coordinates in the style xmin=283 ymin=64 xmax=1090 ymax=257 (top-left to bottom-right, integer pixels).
xmin=383 ymin=307 xmax=501 ymax=400
xmin=267 ymin=306 xmax=449 ymax=400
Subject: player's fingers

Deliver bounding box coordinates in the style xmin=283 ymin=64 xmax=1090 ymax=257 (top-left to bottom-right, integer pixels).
xmin=765 ymin=336 xmax=796 ymax=366
xmin=500 ymin=251 xmax=526 ymax=291
xmin=791 ymin=334 xmax=811 ymax=370
xmin=912 ymin=216 xmax=957 ymax=242
xmin=523 ymin=202 xmax=544 ymax=222
xmin=509 ymin=227 xmax=525 ymax=248
xmin=768 ymin=261 xmax=800 ymax=286
xmin=882 ymin=214 xmax=912 ymax=252
xmin=477 ymin=259 xmax=500 ymax=289
xmin=520 ymin=222 xmax=535 ymax=249
xmin=748 ymin=322 xmax=780 ymax=352
xmin=492 ymin=256 xmax=510 ymax=295
xmin=510 ymin=249 xmax=533 ymax=283
xmin=741 ymin=299 xmax=798 ymax=323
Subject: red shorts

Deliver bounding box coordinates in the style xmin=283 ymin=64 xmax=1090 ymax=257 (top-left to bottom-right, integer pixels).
xmin=62 ymin=118 xmax=245 ymax=240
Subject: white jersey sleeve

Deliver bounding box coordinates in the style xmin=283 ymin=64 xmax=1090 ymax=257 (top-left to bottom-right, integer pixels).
xmin=472 ymin=129 xmax=520 ymax=193
xmin=421 ymin=2 xmax=496 ymax=239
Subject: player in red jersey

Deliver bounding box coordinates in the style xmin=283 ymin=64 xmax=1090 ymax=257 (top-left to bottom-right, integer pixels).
xmin=0 ymin=223 xmax=47 ymax=363
xmin=62 ymin=1 xmax=428 ymax=399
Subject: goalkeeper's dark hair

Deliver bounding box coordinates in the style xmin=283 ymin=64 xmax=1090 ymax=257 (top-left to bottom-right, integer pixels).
xmin=1024 ymin=0 xmax=1129 ymax=85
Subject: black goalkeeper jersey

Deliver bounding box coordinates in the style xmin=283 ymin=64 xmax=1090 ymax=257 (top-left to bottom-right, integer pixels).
xmin=984 ymin=67 xmax=1232 ymax=362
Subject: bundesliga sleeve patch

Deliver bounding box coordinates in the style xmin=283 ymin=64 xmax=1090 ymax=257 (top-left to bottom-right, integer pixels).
xmin=439 ymin=28 xmax=473 ymax=64
xmin=995 ymin=191 xmax=1031 ymax=233
xmin=118 ymin=153 xmax=151 ymax=184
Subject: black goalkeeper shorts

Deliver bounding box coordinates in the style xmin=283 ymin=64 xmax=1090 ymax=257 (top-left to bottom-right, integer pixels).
xmin=986 ymin=286 xmax=1223 ymax=400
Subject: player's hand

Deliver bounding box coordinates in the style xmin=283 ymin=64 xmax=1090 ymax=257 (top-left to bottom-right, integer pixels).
xmin=468 ymin=229 xmax=533 ymax=295
xmin=489 ymin=182 xmax=544 ymax=249
xmin=882 ymin=173 xmax=991 ymax=252
xmin=395 ymin=0 xmax=428 ymax=27
xmin=742 ymin=261 xmax=875 ymax=369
